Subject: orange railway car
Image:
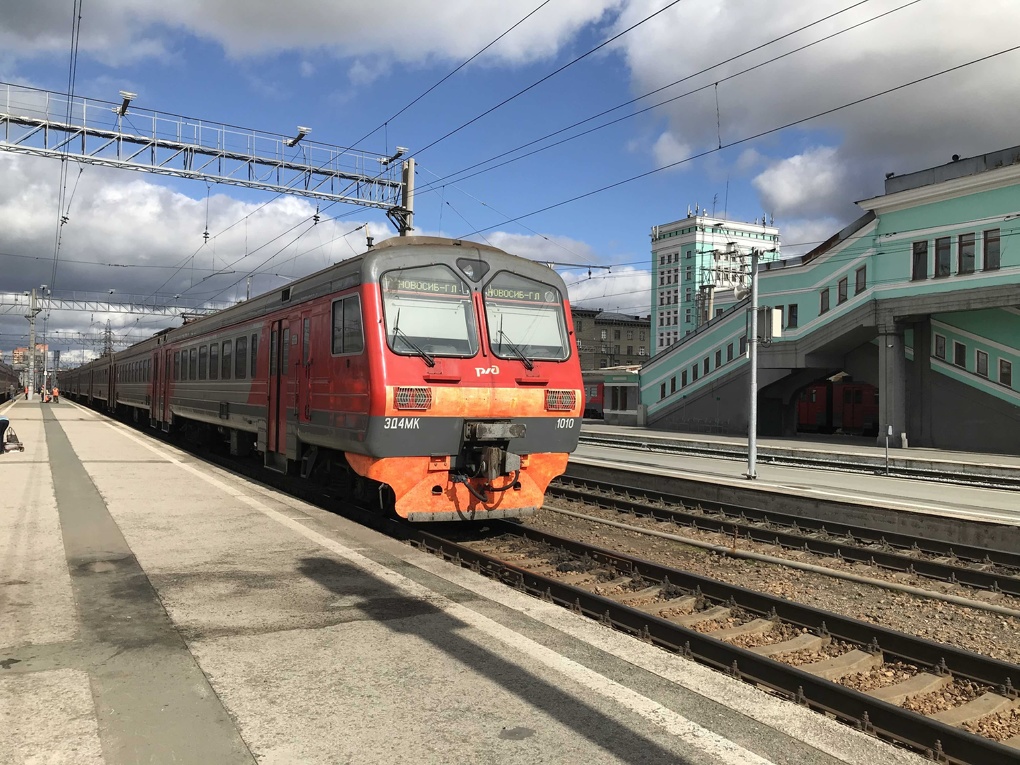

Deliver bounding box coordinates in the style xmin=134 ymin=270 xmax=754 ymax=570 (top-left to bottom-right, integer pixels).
xmin=61 ymin=237 xmax=584 ymax=521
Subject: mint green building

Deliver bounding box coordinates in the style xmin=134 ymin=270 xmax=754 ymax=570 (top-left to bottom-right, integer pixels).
xmin=640 ymin=146 xmax=1020 ymax=454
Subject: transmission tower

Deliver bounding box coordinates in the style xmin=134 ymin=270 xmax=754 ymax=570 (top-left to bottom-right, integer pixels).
xmin=102 ymin=321 xmax=114 ymax=356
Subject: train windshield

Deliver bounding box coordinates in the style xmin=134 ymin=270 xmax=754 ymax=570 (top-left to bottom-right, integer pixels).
xmin=483 ymin=272 xmax=570 ymax=362
xmin=381 ymin=265 xmax=479 ymax=358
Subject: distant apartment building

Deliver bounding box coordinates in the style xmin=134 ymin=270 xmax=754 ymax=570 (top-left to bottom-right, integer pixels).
xmin=12 ymin=343 xmax=47 ymax=367
xmin=571 ymin=308 xmax=651 ymax=370
xmin=650 ymin=213 xmax=780 ymax=356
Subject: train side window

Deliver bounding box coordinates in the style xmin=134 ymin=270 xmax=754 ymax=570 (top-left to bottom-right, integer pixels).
xmin=235 ymin=336 xmax=247 ymax=379
xmin=844 ymin=388 xmax=852 ymax=404
xmin=332 ymin=295 xmax=365 ymax=355
xmin=854 ymin=389 xmax=863 ymax=404
xmin=251 ymin=334 xmax=258 ymax=377
xmin=174 ymin=351 xmax=180 ymax=381
xmin=222 ymin=340 xmax=232 ymax=380
xmin=199 ymin=346 xmax=208 ymax=380
xmin=209 ymin=343 xmax=219 ymax=380
xmin=303 ymin=318 xmax=311 ymax=364
xmin=189 ymin=348 xmax=197 ymax=379
xmin=282 ymin=329 xmax=290 ymax=369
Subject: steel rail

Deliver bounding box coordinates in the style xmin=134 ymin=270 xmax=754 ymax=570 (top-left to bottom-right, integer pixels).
xmin=549 ymin=480 xmax=1020 ymax=596
xmin=407 ymin=522 xmax=1020 ymax=765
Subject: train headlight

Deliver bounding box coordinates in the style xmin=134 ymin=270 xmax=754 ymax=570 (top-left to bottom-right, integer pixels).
xmin=545 ymin=389 xmax=576 ymax=411
xmin=395 ymin=386 xmax=433 ymax=410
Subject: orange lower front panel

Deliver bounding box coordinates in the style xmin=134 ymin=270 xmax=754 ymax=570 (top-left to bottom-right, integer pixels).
xmin=345 ymin=452 xmax=569 ymax=521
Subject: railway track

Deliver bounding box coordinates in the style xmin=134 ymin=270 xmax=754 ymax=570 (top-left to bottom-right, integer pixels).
xmin=408 ymin=522 xmax=1020 ymax=765
xmin=547 ymin=478 xmax=1020 ymax=599
xmin=578 ymin=433 xmax=1020 ymax=490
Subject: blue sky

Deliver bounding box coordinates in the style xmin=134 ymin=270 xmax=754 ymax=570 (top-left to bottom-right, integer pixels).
xmin=2 ymin=0 xmax=1020 ymax=362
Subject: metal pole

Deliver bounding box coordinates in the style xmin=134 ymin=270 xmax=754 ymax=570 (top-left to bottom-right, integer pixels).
xmin=746 ymin=248 xmax=760 ymax=479
xmin=400 ymin=158 xmax=414 ymax=236
xmin=26 ymin=288 xmax=36 ymax=401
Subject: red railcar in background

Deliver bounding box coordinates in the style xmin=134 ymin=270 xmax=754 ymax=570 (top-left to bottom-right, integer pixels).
xmin=797 ymin=380 xmax=878 ymax=436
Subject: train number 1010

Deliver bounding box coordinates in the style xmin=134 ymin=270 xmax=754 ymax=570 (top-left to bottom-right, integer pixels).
xmin=555 ymin=418 xmax=577 ymax=429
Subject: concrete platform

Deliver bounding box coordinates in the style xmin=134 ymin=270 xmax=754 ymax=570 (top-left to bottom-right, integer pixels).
xmin=0 ymin=400 xmax=927 ymax=765
xmin=582 ymin=423 xmax=1020 ymax=482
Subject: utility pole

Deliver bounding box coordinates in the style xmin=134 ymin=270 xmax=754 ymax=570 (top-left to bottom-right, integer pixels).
xmin=25 ymin=287 xmax=42 ymax=400
xmin=400 ymin=158 xmax=415 ymax=236
xmin=746 ymin=248 xmax=760 ymax=480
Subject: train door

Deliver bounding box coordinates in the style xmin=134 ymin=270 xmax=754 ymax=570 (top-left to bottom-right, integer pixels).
xmin=107 ymin=363 xmax=116 ymax=412
xmin=150 ymin=350 xmax=160 ymax=426
xmin=298 ymin=312 xmax=312 ymax=423
xmin=266 ymin=319 xmax=289 ymax=469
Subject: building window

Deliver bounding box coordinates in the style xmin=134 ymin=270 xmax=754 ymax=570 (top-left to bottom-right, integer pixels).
xmin=935 ymin=236 xmax=951 ymax=277
xmin=685 ymin=266 xmax=693 ymax=280
xmin=660 ymin=382 xmax=666 ymax=399
xmin=681 ymin=370 xmax=688 ymax=386
xmin=639 ymin=346 xmax=645 ymax=356
xmin=819 ymin=288 xmax=830 ymax=314
xmin=614 ymin=329 xmax=621 ymax=340
xmin=686 ymin=249 xmax=692 ymax=259
xmin=639 ymin=331 xmax=645 ymax=341
xmin=599 ymin=359 xmax=608 ymax=369
xmin=837 ymin=277 xmax=848 ymax=304
xmin=976 ymin=350 xmax=988 ymax=378
xmin=788 ymin=304 xmax=798 ymax=328
xmin=1001 ymin=359 xmax=1013 ymax=388
xmin=739 ymin=336 xmax=747 ymax=355
xmin=934 ymin=334 xmax=946 ymax=360
xmin=727 ymin=343 xmax=734 ymax=361
xmin=855 ymin=266 xmax=867 ymax=295
xmin=703 ymin=357 xmax=709 ymax=375
xmin=684 ymin=309 xmax=692 ymax=324
xmin=627 ymin=330 xmax=633 ymax=340
xmin=627 ymin=345 xmax=633 ymax=356
xmin=685 ymin=288 xmax=693 ymax=302
xmin=600 ymin=329 xmax=607 ymax=341
xmin=958 ymin=233 xmax=975 ymax=274
xmin=715 ymin=308 xmax=723 ymax=317
xmin=953 ymin=341 xmax=966 ymax=368
xmin=985 ymin=229 xmax=1001 ymax=271
xmin=715 ymin=349 xmax=722 ymax=367
xmin=692 ymin=364 xmax=699 ymax=381
xmin=670 ymin=377 xmax=676 ymax=394
xmin=576 ymin=320 xmax=583 ymax=332
xmin=912 ymin=240 xmax=928 ymax=280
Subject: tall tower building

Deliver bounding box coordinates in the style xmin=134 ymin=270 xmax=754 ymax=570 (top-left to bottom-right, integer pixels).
xmin=650 ymin=213 xmax=780 ymax=356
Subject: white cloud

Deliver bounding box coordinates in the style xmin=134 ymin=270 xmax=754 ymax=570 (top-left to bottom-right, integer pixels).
xmin=613 ymin=0 xmax=1020 ymax=220
xmin=566 ymin=266 xmax=650 ymax=315
xmin=651 ymin=131 xmax=693 ymax=170
xmin=1 ymin=0 xmax=623 ymax=67
xmin=752 ymin=146 xmax=845 ymax=219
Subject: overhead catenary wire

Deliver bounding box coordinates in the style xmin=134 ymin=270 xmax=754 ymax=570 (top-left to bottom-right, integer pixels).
xmin=452 ymin=43 xmax=1020 ymax=241
xmin=415 ymin=0 xmax=919 ymax=195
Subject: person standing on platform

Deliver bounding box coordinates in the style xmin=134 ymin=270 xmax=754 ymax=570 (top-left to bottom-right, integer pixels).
xmin=0 ymin=414 xmax=8 ymax=451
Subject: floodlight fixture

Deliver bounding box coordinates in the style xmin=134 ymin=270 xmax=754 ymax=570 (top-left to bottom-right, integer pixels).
xmin=286 ymin=126 xmax=312 ymax=147
xmin=379 ymin=146 xmax=408 ymax=166
xmin=115 ymin=91 xmax=137 ymax=117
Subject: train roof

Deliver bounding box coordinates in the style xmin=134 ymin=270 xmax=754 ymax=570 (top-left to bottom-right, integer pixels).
xmin=63 ymin=236 xmax=569 ymax=366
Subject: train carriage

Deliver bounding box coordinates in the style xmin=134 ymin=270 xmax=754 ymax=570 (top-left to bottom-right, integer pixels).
xmin=62 ymin=237 xmax=584 ymax=521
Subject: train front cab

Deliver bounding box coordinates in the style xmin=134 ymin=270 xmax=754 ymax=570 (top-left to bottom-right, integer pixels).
xmin=343 ymin=243 xmax=583 ymax=521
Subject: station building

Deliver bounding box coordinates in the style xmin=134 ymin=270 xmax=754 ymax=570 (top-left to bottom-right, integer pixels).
xmin=636 ymin=146 xmax=1020 ymax=454
xmin=650 ymin=213 xmax=780 ymax=355
xmin=571 ymin=308 xmax=650 ymax=370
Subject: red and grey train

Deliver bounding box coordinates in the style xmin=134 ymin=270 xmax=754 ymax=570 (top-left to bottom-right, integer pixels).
xmin=61 ymin=237 xmax=584 ymax=521
xmin=0 ymin=361 xmax=19 ymax=402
